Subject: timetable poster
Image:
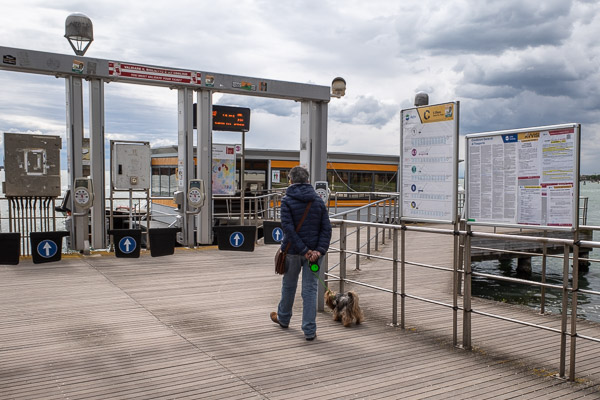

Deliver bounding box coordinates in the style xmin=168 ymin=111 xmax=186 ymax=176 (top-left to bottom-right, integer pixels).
xmin=212 ymin=144 xmax=237 ymax=195
xmin=467 ymin=125 xmax=578 ymax=228
xmin=401 ymin=102 xmax=458 ymax=223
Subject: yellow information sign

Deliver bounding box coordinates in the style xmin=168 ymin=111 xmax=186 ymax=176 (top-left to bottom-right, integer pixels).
xmin=417 ymin=103 xmax=455 ymax=123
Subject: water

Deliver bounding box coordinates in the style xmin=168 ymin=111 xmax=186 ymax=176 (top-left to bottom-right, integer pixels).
xmin=472 ymin=181 xmax=600 ymax=322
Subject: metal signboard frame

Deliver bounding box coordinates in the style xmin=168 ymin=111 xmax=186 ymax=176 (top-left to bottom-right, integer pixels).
xmin=465 ymin=123 xmax=581 ymax=231
xmin=400 ymin=101 xmax=459 ymax=224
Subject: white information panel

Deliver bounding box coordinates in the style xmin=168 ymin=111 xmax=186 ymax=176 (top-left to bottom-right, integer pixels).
xmin=400 ymin=102 xmax=459 ymax=224
xmin=466 ymin=124 xmax=580 ymax=230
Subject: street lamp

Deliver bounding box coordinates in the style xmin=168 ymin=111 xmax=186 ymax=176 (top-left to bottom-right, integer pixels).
xmin=414 ymin=91 xmax=429 ymax=107
xmin=64 ymin=13 xmax=93 ymax=56
xmin=331 ymin=77 xmax=346 ymax=98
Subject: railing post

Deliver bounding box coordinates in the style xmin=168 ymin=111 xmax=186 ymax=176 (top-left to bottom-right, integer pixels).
xmin=569 ymin=232 xmax=580 ymax=381
xmin=340 ymin=220 xmax=347 ymax=294
xmin=559 ymin=244 xmax=569 ymax=378
xmin=356 ymin=209 xmax=361 ymax=271
xmin=393 ymin=227 xmax=398 ymax=326
xmin=386 ymin=198 xmax=394 ymax=239
xmin=400 ymin=223 xmax=406 ymax=329
xmin=375 ymin=203 xmax=379 ymax=252
xmin=541 ymin=234 xmax=547 ymax=314
xmin=367 ymin=203 xmax=372 ymax=259
xmin=318 ymin=253 xmax=328 ymax=312
xmin=453 ymin=220 xmax=459 ymax=347
xmin=382 ymin=201 xmax=387 ymax=245
xmin=462 ymin=226 xmax=472 ymax=350
xmin=457 ymin=219 xmax=465 ymax=295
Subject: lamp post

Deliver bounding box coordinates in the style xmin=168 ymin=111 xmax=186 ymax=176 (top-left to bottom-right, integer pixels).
xmin=64 ymin=13 xmax=93 ymax=56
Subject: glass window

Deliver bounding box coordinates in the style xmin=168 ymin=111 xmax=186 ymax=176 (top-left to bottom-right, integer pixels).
xmin=272 ymin=169 xmax=290 ymax=190
xmin=151 ymin=167 xmax=162 ymax=197
xmin=328 ymin=171 xmax=350 ymax=193
xmin=168 ymin=168 xmax=177 ymax=196
xmin=349 ymin=172 xmax=373 ymax=192
xmin=374 ymin=172 xmax=397 ymax=192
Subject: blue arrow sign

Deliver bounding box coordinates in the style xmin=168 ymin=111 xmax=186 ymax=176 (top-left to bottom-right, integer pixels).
xmin=37 ymin=240 xmax=58 ymax=258
xmin=229 ymin=232 xmax=244 ymax=248
xmin=272 ymin=227 xmax=283 ymax=242
xmin=118 ymin=236 xmax=136 ymax=254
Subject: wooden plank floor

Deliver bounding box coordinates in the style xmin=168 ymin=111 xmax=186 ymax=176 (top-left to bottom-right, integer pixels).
xmin=1 ymin=227 xmax=600 ymax=399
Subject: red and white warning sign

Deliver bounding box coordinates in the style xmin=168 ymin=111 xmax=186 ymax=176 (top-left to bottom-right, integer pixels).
xmin=109 ymin=62 xmax=201 ymax=85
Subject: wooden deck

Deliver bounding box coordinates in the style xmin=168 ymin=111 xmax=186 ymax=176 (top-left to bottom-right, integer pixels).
xmin=1 ymin=227 xmax=600 ymax=399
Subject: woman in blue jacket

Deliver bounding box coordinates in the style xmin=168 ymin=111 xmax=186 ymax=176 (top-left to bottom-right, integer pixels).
xmin=270 ymin=166 xmax=332 ymax=341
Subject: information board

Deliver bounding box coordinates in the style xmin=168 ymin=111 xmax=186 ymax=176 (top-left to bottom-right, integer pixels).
xmin=465 ymin=124 xmax=580 ymax=230
xmin=212 ymin=143 xmax=237 ymax=195
xmin=400 ymin=102 xmax=459 ymax=223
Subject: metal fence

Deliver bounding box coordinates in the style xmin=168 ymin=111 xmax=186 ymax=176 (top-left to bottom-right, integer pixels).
xmin=325 ymin=208 xmax=600 ymax=382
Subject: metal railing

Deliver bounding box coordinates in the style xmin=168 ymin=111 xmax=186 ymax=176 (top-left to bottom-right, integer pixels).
xmin=325 ymin=217 xmax=600 ymax=382
xmin=213 ymin=191 xmax=284 ymax=223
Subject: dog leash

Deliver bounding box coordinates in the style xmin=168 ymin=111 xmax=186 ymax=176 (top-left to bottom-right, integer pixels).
xmin=309 ymin=263 xmax=329 ymax=291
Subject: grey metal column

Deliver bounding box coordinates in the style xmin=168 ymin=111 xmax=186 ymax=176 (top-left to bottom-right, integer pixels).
xmin=311 ymin=102 xmax=328 ymax=183
xmin=300 ymin=101 xmax=328 ymax=183
xmin=196 ymin=90 xmax=213 ymax=245
xmin=89 ymin=78 xmax=106 ymax=249
xmin=177 ymin=88 xmax=195 ymax=246
xmin=65 ymin=76 xmax=86 ymax=250
xmin=300 ymin=101 xmax=312 ymax=171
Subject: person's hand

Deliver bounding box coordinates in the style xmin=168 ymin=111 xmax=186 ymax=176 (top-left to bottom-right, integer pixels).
xmin=304 ymin=250 xmax=313 ymax=261
xmin=310 ymin=251 xmax=321 ymax=263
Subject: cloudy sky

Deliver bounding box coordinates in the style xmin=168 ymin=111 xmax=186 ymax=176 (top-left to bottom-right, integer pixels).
xmin=0 ymin=0 xmax=599 ymax=173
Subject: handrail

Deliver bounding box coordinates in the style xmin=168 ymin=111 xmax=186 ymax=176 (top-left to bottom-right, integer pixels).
xmin=326 ymin=216 xmax=600 ymax=382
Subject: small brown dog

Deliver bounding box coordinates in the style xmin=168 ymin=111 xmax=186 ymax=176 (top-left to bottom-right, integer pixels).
xmin=325 ymin=289 xmax=364 ymax=327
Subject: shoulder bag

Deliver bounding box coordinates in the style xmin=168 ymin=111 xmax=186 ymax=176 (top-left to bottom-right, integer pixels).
xmin=275 ymin=201 xmax=313 ymax=275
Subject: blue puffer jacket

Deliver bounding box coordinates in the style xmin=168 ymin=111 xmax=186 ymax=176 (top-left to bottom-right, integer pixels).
xmin=280 ymin=183 xmax=332 ymax=256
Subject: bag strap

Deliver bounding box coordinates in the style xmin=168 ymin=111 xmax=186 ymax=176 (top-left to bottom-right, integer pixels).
xmin=283 ymin=201 xmax=313 ymax=253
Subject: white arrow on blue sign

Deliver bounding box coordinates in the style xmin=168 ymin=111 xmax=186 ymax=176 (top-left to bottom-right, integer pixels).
xmin=272 ymin=227 xmax=283 ymax=242
xmin=118 ymin=236 xmax=137 ymax=254
xmin=229 ymin=232 xmax=244 ymax=248
xmin=37 ymin=239 xmax=58 ymax=258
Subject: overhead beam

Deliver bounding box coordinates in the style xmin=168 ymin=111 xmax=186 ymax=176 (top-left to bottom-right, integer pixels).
xmin=0 ymin=46 xmax=331 ymax=101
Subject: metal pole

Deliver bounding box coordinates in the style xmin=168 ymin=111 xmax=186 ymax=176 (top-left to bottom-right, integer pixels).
xmin=340 ymin=220 xmax=347 ymax=293
xmin=356 ymin=209 xmax=361 ymax=271
xmin=375 ymin=203 xmax=379 ymax=252
xmin=400 ymin=223 xmax=406 ymax=329
xmin=453 ymin=221 xmax=459 ymax=347
xmin=196 ymin=90 xmax=213 ymax=244
xmin=569 ymin=232 xmax=580 ymax=381
xmin=240 ymin=131 xmax=246 ymax=225
xmin=367 ymin=202 xmax=372 ymax=259
xmin=541 ymin=237 xmax=547 ymax=314
xmin=457 ymin=219 xmax=465 ymax=295
xmin=393 ymin=228 xmax=398 ymax=326
xmin=382 ymin=201 xmax=387 ymax=245
xmin=463 ymin=226 xmax=472 ymax=350
xmin=65 ymin=75 xmax=85 ymax=251
xmin=559 ymin=244 xmax=569 ymax=378
xmin=89 ymin=78 xmax=106 ymax=249
xmin=177 ymin=88 xmax=195 ymax=246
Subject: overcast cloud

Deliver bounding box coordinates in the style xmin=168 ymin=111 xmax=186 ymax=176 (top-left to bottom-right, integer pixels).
xmin=0 ymin=0 xmax=599 ymax=172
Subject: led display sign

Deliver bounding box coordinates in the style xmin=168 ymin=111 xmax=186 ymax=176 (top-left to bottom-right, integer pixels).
xmin=212 ymin=105 xmax=250 ymax=132
xmin=193 ymin=104 xmax=251 ymax=132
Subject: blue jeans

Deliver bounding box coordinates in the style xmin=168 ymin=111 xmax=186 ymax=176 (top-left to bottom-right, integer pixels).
xmin=277 ymin=254 xmax=318 ymax=338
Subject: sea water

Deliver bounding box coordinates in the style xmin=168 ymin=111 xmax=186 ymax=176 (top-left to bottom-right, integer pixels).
xmin=472 ymin=181 xmax=600 ymax=322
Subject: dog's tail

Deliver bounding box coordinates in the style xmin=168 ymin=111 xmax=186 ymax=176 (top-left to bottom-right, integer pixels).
xmin=348 ymin=291 xmax=364 ymax=324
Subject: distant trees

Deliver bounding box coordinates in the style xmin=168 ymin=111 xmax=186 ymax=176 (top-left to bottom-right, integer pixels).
xmin=581 ymin=175 xmax=600 ymax=181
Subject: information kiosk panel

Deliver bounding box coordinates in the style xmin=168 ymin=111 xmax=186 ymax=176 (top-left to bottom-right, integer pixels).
xmin=465 ymin=123 xmax=580 ymax=230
